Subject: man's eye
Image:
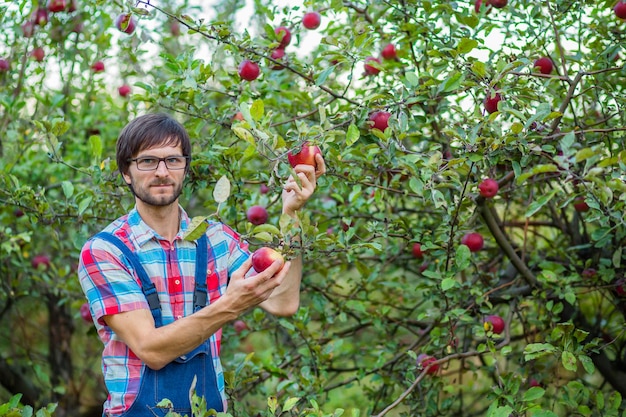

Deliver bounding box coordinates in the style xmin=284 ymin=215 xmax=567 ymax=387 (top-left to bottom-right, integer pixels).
xmin=166 ymin=157 xmax=182 ymax=164
xmin=139 ymin=158 xmax=156 ymax=164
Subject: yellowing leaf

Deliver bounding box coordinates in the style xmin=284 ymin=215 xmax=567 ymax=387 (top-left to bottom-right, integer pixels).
xmin=213 ymin=175 xmax=231 ymax=203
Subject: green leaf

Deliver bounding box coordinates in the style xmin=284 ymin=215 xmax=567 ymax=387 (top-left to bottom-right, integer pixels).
xmin=252 ymin=224 xmax=282 ymax=236
xmin=283 ymin=397 xmax=300 ymax=412
xmin=184 ymin=216 xmax=208 ymax=241
xmin=524 ymin=343 xmax=556 ymax=361
xmin=441 ymin=277 xmax=457 ymax=291
xmin=250 ymin=99 xmax=264 ymax=120
xmin=523 ymin=386 xmax=546 ymax=402
xmin=561 ymin=351 xmax=578 ymax=372
xmin=456 ymin=38 xmax=478 ymax=54
xmin=213 ymin=175 xmax=231 ymax=204
xmin=346 ymin=123 xmax=360 ymax=147
xmin=578 ymin=355 xmax=595 ymax=374
xmin=455 ymin=244 xmax=471 ymax=270
xmin=487 ymin=405 xmax=513 ymax=417
xmin=61 ymin=181 xmax=74 ymax=199
xmin=77 ymin=196 xmax=92 ymax=215
xmin=516 ymin=164 xmax=559 ymax=185
xmin=316 ymin=65 xmax=335 ymax=86
xmin=232 ymin=126 xmax=256 ymax=145
xmin=525 ymin=189 xmax=557 ymax=218
xmin=530 ymin=411 xmax=558 ymax=417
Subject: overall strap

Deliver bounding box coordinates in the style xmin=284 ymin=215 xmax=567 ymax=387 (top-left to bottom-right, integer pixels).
xmin=94 ymin=232 xmax=164 ymax=327
xmin=193 ymin=234 xmax=208 ymax=312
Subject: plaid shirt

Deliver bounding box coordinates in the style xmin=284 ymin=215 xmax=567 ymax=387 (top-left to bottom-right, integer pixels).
xmin=78 ymin=207 xmax=249 ymax=416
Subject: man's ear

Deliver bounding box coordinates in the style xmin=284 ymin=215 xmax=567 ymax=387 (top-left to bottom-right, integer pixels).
xmin=121 ymin=171 xmax=132 ymax=185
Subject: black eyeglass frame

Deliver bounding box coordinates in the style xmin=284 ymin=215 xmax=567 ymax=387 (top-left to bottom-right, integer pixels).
xmin=127 ymin=155 xmax=191 ymax=171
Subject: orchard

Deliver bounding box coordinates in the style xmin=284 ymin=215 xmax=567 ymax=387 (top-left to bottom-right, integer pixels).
xmin=1 ymin=1 xmax=625 ymax=417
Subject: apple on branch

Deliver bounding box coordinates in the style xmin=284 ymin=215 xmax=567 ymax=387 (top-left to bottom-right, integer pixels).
xmin=533 ymin=57 xmax=553 ymax=74
xmin=115 ymin=13 xmax=136 ymax=34
xmin=364 ymin=56 xmax=382 ymax=76
xmin=275 ymin=26 xmax=292 ymax=49
xmin=302 ymin=11 xmax=321 ymax=30
xmin=381 ymin=43 xmax=397 ymax=60
xmin=478 ymin=178 xmax=499 ymax=198
xmin=483 ymin=314 xmax=505 ymax=334
xmin=416 ymin=354 xmax=439 ymax=375
xmin=461 ymin=232 xmax=484 ymax=252
xmin=368 ymin=111 xmax=391 ymax=131
xmin=251 ymin=247 xmax=285 ymax=273
xmin=238 ymin=60 xmax=260 ymax=81
xmin=484 ymin=92 xmax=502 ymax=114
xmin=246 ymin=205 xmax=268 ymax=225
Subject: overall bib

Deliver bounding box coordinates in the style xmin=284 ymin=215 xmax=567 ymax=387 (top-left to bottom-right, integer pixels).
xmin=96 ymin=232 xmax=224 ymax=417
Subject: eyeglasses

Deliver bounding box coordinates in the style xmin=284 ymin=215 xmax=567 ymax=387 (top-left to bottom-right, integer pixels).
xmin=129 ymin=155 xmax=190 ymax=171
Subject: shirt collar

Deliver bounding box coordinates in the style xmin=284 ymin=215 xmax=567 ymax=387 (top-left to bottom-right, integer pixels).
xmin=127 ymin=205 xmax=191 ymax=247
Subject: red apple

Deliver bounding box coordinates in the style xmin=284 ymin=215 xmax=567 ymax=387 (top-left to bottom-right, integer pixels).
xmin=490 ymin=0 xmax=507 ymax=8
xmin=270 ymin=48 xmax=286 ymax=70
xmin=251 ymin=247 xmax=284 ymax=273
xmin=302 ymin=11 xmax=321 ymax=29
xmin=474 ymin=0 xmax=491 ymax=13
xmin=484 ymin=314 xmax=505 ymax=334
xmin=260 ymin=184 xmax=270 ymax=194
xmin=32 ymin=254 xmax=51 ymax=269
xmin=79 ymin=302 xmax=92 ymax=324
xmin=484 ymin=92 xmax=502 ymax=114
xmin=369 ymin=111 xmax=391 ymax=131
xmin=615 ymin=1 xmax=626 ymax=19
xmin=238 ymin=60 xmax=260 ymax=81
xmin=528 ymin=378 xmax=541 ymax=387
xmin=47 ymin=0 xmax=67 ymax=13
xmin=381 ymin=43 xmax=397 ymax=60
xmin=287 ymin=142 xmax=322 ymax=168
xmin=115 ymin=13 xmax=136 ymax=34
xmin=275 ymin=26 xmax=291 ymax=49
xmin=533 ymin=57 xmax=553 ymax=74
xmin=246 ymin=205 xmax=268 ymax=225
xmin=478 ymin=178 xmax=499 ymax=198
xmin=364 ymin=56 xmax=382 ymax=75
xmin=118 ymin=84 xmax=131 ymax=97
xmin=232 ymin=112 xmax=244 ymax=122
xmin=170 ymin=20 xmax=181 ymax=36
xmin=573 ymin=197 xmax=589 ymax=213
xmin=233 ymin=319 xmax=248 ymax=334
xmin=416 ymin=354 xmax=439 ymax=375
xmin=581 ymin=268 xmax=597 ymax=279
xmin=91 ymin=61 xmax=104 ymax=72
xmin=615 ymin=278 xmax=626 ymax=297
xmin=32 ymin=7 xmax=49 ymax=26
xmin=0 ymin=59 xmax=9 ymax=72
xmin=412 ymin=243 xmax=424 ymax=259
xmin=31 ymin=47 xmax=45 ymax=62
xmin=22 ymin=21 xmax=35 ymax=37
xmin=461 ymin=232 xmax=484 ymax=252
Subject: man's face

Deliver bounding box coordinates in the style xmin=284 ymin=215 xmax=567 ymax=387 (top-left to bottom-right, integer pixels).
xmin=122 ymin=145 xmax=186 ymax=207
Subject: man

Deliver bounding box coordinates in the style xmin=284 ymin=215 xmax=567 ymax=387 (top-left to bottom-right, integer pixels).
xmin=78 ymin=113 xmax=325 ymax=416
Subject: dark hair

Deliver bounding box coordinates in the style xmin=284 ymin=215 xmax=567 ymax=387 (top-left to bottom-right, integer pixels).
xmin=116 ymin=113 xmax=192 ymax=175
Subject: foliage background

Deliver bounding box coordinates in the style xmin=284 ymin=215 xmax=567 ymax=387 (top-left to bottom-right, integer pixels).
xmin=1 ymin=0 xmax=625 ymax=416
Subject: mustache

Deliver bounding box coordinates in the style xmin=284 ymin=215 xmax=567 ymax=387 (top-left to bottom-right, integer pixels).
xmin=150 ymin=180 xmax=175 ymax=186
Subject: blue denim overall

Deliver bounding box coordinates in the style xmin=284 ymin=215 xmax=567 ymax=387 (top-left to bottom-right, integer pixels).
xmin=96 ymin=233 xmax=224 ymax=417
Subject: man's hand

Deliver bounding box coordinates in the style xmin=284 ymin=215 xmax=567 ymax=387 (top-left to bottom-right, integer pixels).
xmin=282 ymin=153 xmax=326 ymax=217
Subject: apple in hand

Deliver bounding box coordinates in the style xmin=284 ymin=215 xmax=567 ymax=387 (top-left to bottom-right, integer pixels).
xmin=461 ymin=232 xmax=484 ymax=252
xmin=484 ymin=314 xmax=505 ymax=334
xmin=115 ymin=13 xmax=136 ymax=34
xmin=80 ymin=302 xmax=93 ymax=324
xmin=533 ymin=57 xmax=553 ymax=74
xmin=369 ymin=111 xmax=391 ymax=131
xmin=246 ymin=205 xmax=268 ymax=225
xmin=478 ymin=178 xmax=499 ymax=198
xmin=416 ymin=354 xmax=439 ymax=375
xmin=238 ymin=60 xmax=260 ymax=81
xmin=251 ymin=247 xmax=284 ymax=273
xmin=287 ymin=142 xmax=322 ymax=168
xmin=302 ymin=11 xmax=321 ymax=29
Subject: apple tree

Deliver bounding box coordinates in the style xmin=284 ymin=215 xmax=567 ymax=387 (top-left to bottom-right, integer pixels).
xmin=1 ymin=0 xmax=626 ymax=416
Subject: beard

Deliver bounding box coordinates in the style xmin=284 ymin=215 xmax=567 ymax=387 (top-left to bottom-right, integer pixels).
xmin=128 ymin=178 xmax=183 ymax=207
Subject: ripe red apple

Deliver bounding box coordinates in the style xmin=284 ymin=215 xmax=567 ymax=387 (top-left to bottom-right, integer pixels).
xmin=275 ymin=26 xmax=291 ymax=49
xmin=246 ymin=205 xmax=268 ymax=225
xmin=461 ymin=232 xmax=484 ymax=252
xmin=260 ymin=184 xmax=270 ymax=194
xmin=369 ymin=111 xmax=391 ymax=131
xmin=364 ymin=56 xmax=382 ymax=75
xmin=416 ymin=354 xmax=439 ymax=375
xmin=232 ymin=112 xmax=244 ymax=122
xmin=528 ymin=378 xmax=541 ymax=388
xmin=32 ymin=254 xmax=51 ymax=269
xmin=484 ymin=314 xmax=505 ymax=334
xmin=412 ymin=243 xmax=424 ymax=259
xmin=22 ymin=21 xmax=35 ymax=37
xmin=302 ymin=11 xmax=321 ymax=29
xmin=32 ymin=7 xmax=49 ymax=26
xmin=31 ymin=47 xmax=45 ymax=62
xmin=251 ymin=247 xmax=284 ymax=273
xmin=615 ymin=278 xmax=626 ymax=297
xmin=474 ymin=0 xmax=491 ymax=13
xmin=0 ymin=59 xmax=9 ymax=72
xmin=533 ymin=57 xmax=553 ymax=74
xmin=233 ymin=319 xmax=248 ymax=334
xmin=287 ymin=142 xmax=322 ymax=168
xmin=118 ymin=84 xmax=131 ymax=97
xmin=478 ymin=178 xmax=499 ymax=198
xmin=47 ymin=0 xmax=67 ymax=13
xmin=115 ymin=13 xmax=136 ymax=34
xmin=238 ymin=60 xmax=260 ymax=81
xmin=573 ymin=197 xmax=589 ymax=213
xmin=615 ymin=1 xmax=626 ymax=19
xmin=381 ymin=43 xmax=397 ymax=60
xmin=484 ymin=92 xmax=502 ymax=114
xmin=270 ymin=48 xmax=286 ymax=70
xmin=91 ymin=61 xmax=104 ymax=72
xmin=581 ymin=268 xmax=597 ymax=279
xmin=79 ymin=302 xmax=92 ymax=324
xmin=14 ymin=208 xmax=25 ymax=217
xmin=170 ymin=20 xmax=181 ymax=36
xmin=490 ymin=0 xmax=507 ymax=8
